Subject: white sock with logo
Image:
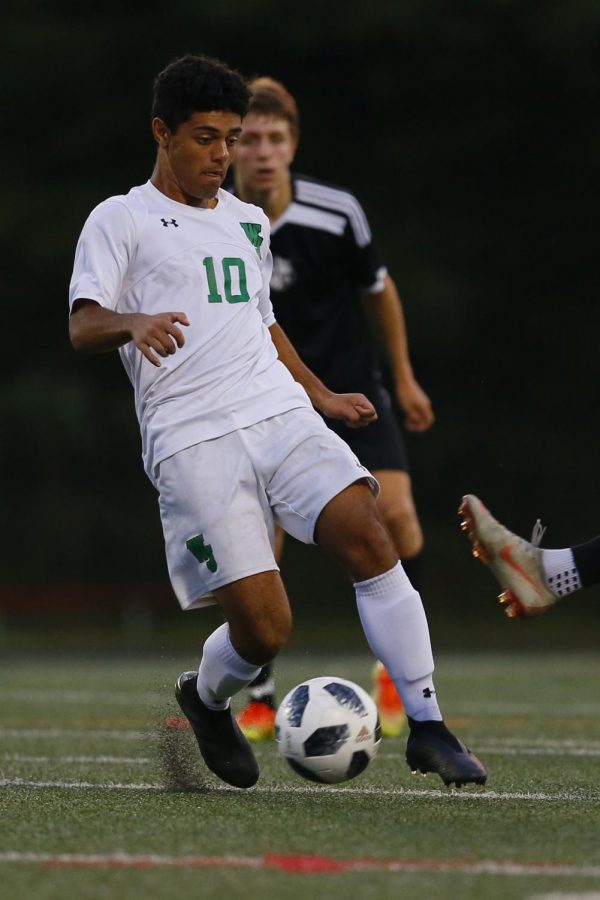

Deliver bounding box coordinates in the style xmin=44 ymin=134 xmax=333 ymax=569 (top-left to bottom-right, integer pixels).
xmin=541 ymin=548 xmax=581 ymax=597
xmin=355 ymin=562 xmax=442 ymax=721
xmin=196 ymin=623 xmax=263 ymax=710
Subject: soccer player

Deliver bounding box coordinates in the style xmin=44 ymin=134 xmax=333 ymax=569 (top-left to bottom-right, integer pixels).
xmin=232 ymin=77 xmax=434 ymax=741
xmin=68 ymin=55 xmax=486 ymax=789
xmin=460 ymin=494 xmax=600 ymax=617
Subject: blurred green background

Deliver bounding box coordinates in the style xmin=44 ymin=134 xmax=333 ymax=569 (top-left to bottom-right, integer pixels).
xmin=2 ymin=0 xmax=599 ymax=651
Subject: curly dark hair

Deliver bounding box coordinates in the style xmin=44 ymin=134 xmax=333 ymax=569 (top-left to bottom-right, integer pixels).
xmin=152 ymin=55 xmax=250 ymax=132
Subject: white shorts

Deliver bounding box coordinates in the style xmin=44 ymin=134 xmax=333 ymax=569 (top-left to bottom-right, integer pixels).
xmin=156 ymin=408 xmax=378 ymax=610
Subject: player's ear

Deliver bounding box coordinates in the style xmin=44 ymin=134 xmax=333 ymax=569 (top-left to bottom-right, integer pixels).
xmin=152 ymin=117 xmax=171 ymax=147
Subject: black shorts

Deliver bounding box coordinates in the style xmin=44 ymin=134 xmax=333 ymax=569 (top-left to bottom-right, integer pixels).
xmin=323 ymin=382 xmax=410 ymax=474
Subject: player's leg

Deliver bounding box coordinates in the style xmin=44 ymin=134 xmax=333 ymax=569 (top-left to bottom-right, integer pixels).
xmin=374 ymin=470 xmax=423 ymax=561
xmin=236 ymin=525 xmax=286 ymax=741
xmin=330 ymin=406 xmax=419 ymax=737
xmin=371 ymin=469 xmax=422 ymax=736
xmin=571 ymin=535 xmax=600 ymax=589
xmin=175 ymin=570 xmax=291 ymax=788
xmin=460 ymin=494 xmax=600 ymax=617
xmin=326 ymin=390 xmax=424 ymax=579
xmin=266 ymin=410 xmax=486 ymax=786
xmin=315 ymin=482 xmax=486 ymax=786
xmin=158 ymin=435 xmax=287 ymax=787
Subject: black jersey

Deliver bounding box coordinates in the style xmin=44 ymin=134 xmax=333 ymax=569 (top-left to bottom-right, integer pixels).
xmin=268 ymin=175 xmax=386 ymax=394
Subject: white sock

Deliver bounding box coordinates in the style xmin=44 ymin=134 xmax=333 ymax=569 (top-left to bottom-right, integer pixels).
xmin=541 ymin=548 xmax=581 ymax=597
xmin=355 ymin=562 xmax=442 ymax=722
xmin=196 ymin=623 xmax=263 ymax=710
xmin=249 ymin=677 xmax=276 ymax=701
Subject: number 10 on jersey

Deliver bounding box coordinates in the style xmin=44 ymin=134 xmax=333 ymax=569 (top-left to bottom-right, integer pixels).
xmin=202 ymin=257 xmax=250 ymax=304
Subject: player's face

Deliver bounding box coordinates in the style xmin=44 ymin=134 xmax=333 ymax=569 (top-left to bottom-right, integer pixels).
xmin=153 ymin=111 xmax=242 ymax=206
xmin=235 ymin=113 xmax=297 ymax=192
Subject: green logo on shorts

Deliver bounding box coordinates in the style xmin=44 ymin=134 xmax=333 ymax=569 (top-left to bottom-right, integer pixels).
xmin=186 ymin=534 xmax=218 ymax=573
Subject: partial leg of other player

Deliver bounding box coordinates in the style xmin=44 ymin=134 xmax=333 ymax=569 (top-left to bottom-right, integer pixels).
xmin=459 ymin=493 xmax=600 ymax=617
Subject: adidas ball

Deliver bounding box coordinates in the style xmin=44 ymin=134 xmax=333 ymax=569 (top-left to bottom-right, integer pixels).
xmin=275 ymin=676 xmax=381 ymax=784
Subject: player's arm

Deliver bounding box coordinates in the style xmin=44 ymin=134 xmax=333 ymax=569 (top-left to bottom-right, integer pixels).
xmin=367 ymin=274 xmax=434 ymax=433
xmin=269 ymin=322 xmax=377 ymax=428
xmin=69 ymin=299 xmax=189 ymax=368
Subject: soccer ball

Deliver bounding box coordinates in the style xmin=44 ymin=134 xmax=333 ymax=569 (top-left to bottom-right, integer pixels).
xmin=275 ymin=676 xmax=381 ymax=784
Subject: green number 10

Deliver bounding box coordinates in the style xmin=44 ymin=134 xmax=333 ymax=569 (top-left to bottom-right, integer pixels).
xmin=202 ymin=256 xmax=250 ymax=304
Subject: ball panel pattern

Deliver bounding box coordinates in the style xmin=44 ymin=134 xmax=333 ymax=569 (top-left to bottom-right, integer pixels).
xmin=276 ymin=676 xmax=381 ymax=784
xmin=287 ymin=757 xmax=327 ymax=784
xmin=346 ymin=750 xmax=370 ymax=779
xmin=284 ymin=684 xmax=310 ymax=727
xmin=303 ymin=724 xmax=350 ymax=757
xmin=323 ymin=681 xmax=367 ymax=716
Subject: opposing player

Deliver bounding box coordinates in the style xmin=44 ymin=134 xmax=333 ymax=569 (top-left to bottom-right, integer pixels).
xmin=69 ymin=55 xmax=486 ymax=789
xmin=232 ymin=77 xmax=434 ymax=740
xmin=460 ymin=494 xmax=600 ymax=617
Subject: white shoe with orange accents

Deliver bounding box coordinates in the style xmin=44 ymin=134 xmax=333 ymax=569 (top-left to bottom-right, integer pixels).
xmin=458 ymin=494 xmax=558 ymax=618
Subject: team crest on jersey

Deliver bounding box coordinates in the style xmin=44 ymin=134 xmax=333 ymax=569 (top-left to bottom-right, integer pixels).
xmin=270 ymin=255 xmax=296 ymax=292
xmin=239 ymin=222 xmax=263 ymax=258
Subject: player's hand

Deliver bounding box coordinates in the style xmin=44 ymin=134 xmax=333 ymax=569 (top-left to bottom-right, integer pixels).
xmin=129 ymin=312 xmax=190 ymax=367
xmin=397 ymin=378 xmax=434 ymax=432
xmin=319 ymin=392 xmax=378 ymax=429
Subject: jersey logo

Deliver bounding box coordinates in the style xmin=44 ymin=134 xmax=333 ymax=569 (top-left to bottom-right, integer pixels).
xmin=161 ymin=218 xmax=179 ymax=228
xmin=271 ymin=255 xmax=296 ymax=292
xmin=186 ymin=534 xmax=218 ymax=573
xmin=239 ymin=222 xmax=263 ymax=258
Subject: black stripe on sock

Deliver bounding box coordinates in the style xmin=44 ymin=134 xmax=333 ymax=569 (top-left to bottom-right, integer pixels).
xmin=571 ymin=535 xmax=600 ymax=589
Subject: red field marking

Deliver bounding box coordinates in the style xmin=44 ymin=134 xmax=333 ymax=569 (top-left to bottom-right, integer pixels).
xmin=0 ymin=853 xmax=599 ymax=878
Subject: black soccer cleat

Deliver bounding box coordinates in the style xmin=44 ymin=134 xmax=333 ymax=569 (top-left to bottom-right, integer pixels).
xmin=405 ymin=717 xmax=487 ymax=788
xmin=175 ymin=671 xmax=259 ymax=789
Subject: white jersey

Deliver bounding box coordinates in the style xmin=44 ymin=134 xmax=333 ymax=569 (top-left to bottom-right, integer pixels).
xmin=69 ymin=181 xmax=311 ymax=479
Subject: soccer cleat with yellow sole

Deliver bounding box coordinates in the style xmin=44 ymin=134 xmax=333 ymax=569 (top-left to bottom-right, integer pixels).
xmin=236 ymin=700 xmax=276 ymax=742
xmin=371 ymin=661 xmax=406 ymax=738
xmin=459 ymin=494 xmax=557 ymax=618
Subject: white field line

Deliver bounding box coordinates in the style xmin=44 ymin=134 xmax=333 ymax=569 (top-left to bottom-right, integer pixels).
xmin=472 ymin=746 xmax=600 ymax=758
xmin=481 ymin=738 xmax=600 ymax=749
xmin=5 ymin=739 xmax=600 ymax=762
xmin=450 ymin=701 xmax=600 ymax=716
xmin=1 ymin=754 xmax=153 ymax=764
xmin=529 ymin=894 xmax=600 ymax=899
xmin=3 ymin=733 xmax=600 ymax=763
xmin=0 ymin=777 xmax=597 ymax=803
xmin=0 ymin=689 xmax=163 ymax=705
xmin=0 ymin=851 xmax=262 ymax=868
xmin=3 ymin=688 xmax=600 ymax=717
xmin=0 ymin=851 xmax=600 ymax=878
xmin=2 ymin=728 xmax=600 ymax=752
xmin=0 ymin=729 xmax=146 ymax=740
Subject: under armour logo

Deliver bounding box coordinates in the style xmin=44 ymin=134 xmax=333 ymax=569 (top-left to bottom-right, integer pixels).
xmin=422 ymin=687 xmax=436 ymax=698
xmin=161 ymin=218 xmax=179 ymax=228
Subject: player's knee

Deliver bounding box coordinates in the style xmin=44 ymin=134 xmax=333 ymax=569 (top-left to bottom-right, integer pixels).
xmin=342 ymin=516 xmax=398 ymax=580
xmin=384 ymin=502 xmax=423 ymax=557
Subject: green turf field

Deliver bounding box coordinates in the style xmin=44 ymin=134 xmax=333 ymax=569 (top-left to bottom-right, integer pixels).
xmin=1 ymin=651 xmax=599 ymax=899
